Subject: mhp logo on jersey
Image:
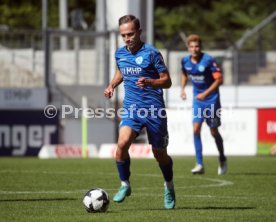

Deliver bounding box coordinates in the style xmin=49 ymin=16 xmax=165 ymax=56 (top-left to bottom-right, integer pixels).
xmin=121 ymin=67 xmax=142 ymax=75
xmin=0 ymin=110 xmax=59 ymax=156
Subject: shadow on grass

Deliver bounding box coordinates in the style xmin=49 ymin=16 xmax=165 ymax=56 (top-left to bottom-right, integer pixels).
xmin=114 ymin=206 xmax=256 ymax=212
xmin=230 ymin=172 xmax=276 ymax=176
xmin=175 ymin=206 xmax=256 ymax=210
xmin=0 ymin=197 xmax=77 ymax=202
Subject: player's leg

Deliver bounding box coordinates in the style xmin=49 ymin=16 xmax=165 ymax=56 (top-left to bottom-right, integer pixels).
xmin=210 ymin=127 xmax=227 ymax=175
xmin=113 ymin=126 xmax=137 ymax=203
xmin=210 ymin=127 xmax=226 ymax=161
xmin=146 ymin=110 xmax=175 ymax=209
xmin=192 ymin=103 xmax=205 ymax=174
xmin=206 ymin=101 xmax=227 ymax=175
xmin=152 ymin=148 xmax=173 ymax=189
xmin=191 ymin=122 xmax=205 ymax=174
xmin=152 ymin=147 xmax=175 ymax=209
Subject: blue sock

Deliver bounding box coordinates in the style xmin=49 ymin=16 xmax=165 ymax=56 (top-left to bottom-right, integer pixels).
xmin=194 ymin=133 xmax=203 ymax=165
xmin=116 ymin=159 xmax=131 ymax=182
xmin=159 ymin=156 xmax=173 ymax=182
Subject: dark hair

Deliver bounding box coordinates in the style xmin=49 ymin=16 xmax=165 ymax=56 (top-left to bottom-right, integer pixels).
xmin=118 ymin=14 xmax=140 ymax=30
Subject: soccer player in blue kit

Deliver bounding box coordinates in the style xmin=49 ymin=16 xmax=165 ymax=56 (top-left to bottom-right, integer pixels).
xmin=104 ymin=15 xmax=175 ymax=209
xmin=180 ymin=34 xmax=227 ymax=175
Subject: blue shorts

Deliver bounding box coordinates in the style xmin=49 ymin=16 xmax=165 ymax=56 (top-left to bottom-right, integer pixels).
xmin=193 ymin=100 xmax=221 ymax=128
xmin=119 ymin=108 xmax=169 ymax=149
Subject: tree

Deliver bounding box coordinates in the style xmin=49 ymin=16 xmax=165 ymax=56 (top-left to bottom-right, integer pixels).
xmin=0 ymin=0 xmax=275 ymax=49
xmin=154 ymin=0 xmax=276 ymax=49
xmin=0 ymin=0 xmax=95 ymax=29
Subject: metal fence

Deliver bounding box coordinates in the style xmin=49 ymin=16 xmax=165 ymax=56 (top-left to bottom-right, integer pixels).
xmin=1 ymin=24 xmax=275 ymax=145
xmin=0 ymin=14 xmax=275 ymax=99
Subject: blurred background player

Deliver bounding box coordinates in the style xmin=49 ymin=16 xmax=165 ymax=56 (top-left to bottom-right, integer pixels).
xmin=180 ymin=34 xmax=227 ymax=175
xmin=104 ymin=15 xmax=175 ymax=209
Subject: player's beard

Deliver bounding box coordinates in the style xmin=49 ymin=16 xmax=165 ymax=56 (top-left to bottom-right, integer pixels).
xmin=127 ymin=41 xmax=136 ymax=50
xmin=127 ymin=38 xmax=140 ymax=51
xmin=192 ymin=51 xmax=201 ymax=60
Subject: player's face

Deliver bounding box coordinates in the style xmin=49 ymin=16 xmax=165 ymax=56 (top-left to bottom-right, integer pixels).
xmin=119 ymin=22 xmax=142 ymax=51
xmin=188 ymin=41 xmax=201 ymax=58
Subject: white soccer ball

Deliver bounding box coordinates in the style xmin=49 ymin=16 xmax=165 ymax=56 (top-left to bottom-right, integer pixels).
xmin=83 ymin=188 xmax=109 ymax=213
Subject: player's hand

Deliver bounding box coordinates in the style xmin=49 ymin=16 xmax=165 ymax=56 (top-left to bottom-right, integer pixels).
xmin=136 ymin=77 xmax=149 ymax=89
xmin=104 ymin=86 xmax=114 ymax=99
xmin=181 ymin=91 xmax=187 ymax=100
xmin=196 ymin=92 xmax=207 ymax=100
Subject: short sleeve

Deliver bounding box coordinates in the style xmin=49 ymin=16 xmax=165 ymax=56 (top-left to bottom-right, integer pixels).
xmin=152 ymin=51 xmax=168 ymax=74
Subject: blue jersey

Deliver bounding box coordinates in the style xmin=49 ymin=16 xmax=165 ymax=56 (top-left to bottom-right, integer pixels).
xmin=181 ymin=53 xmax=221 ymax=103
xmin=115 ymin=43 xmax=168 ymax=109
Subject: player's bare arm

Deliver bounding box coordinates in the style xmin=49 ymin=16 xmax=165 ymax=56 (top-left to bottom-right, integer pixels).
xmin=196 ymin=75 xmax=223 ymax=100
xmin=104 ymin=69 xmax=123 ymax=99
xmin=136 ymin=71 xmax=172 ymax=89
xmin=181 ymin=71 xmax=188 ymax=100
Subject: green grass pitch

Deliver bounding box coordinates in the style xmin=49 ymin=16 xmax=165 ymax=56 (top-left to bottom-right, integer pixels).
xmin=0 ymin=156 xmax=276 ymax=222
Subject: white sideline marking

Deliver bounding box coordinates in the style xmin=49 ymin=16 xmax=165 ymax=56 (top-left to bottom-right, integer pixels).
xmin=0 ymin=190 xmax=85 ymax=194
xmin=0 ymin=172 xmax=233 ymax=195
xmin=0 ymin=189 xmax=267 ymax=200
xmin=135 ymin=173 xmax=234 ymax=189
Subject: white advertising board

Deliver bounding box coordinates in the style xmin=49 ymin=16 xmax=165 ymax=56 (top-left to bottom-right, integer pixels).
xmin=99 ymin=143 xmax=153 ymax=158
xmin=167 ymin=86 xmax=276 ymax=108
xmin=167 ymin=108 xmax=257 ymax=156
xmin=38 ymin=144 xmax=98 ymax=159
xmin=0 ymin=88 xmax=47 ymax=109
